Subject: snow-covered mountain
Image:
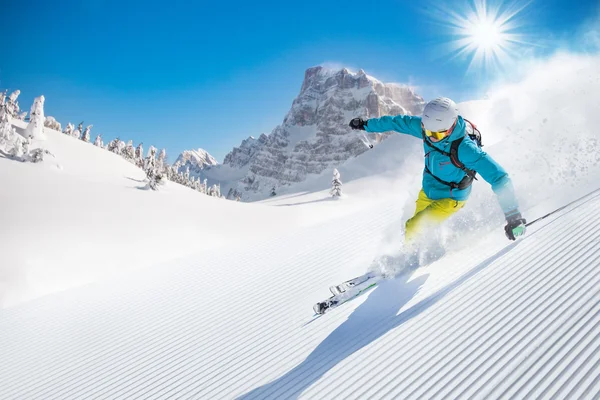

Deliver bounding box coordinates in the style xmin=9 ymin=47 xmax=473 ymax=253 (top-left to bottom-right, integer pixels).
xmin=206 ymin=66 xmax=425 ymax=201
xmin=175 ymin=148 xmax=218 ymax=174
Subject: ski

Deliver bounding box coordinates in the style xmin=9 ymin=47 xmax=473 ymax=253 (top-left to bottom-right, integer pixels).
xmin=329 ymin=271 xmax=378 ymax=295
xmin=314 ymin=274 xmax=383 ymax=315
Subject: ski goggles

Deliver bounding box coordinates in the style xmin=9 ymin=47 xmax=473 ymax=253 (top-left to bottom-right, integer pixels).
xmin=424 ymin=128 xmax=450 ymax=141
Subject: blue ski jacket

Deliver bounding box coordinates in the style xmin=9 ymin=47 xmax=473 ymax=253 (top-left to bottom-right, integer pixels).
xmin=364 ymin=114 xmax=520 ymax=218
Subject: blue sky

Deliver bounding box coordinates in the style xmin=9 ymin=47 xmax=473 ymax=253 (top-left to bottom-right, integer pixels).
xmin=3 ymin=0 xmax=599 ymax=161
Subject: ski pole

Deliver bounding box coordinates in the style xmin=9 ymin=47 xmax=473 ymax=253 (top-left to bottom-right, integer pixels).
xmin=526 ymin=186 xmax=600 ymax=227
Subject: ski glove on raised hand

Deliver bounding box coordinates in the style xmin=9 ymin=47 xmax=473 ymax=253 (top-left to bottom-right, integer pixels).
xmin=349 ymin=118 xmax=367 ymax=130
xmin=505 ymin=212 xmax=527 ymax=241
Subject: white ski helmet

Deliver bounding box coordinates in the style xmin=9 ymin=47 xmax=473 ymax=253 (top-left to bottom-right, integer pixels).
xmin=422 ymin=97 xmax=459 ymax=132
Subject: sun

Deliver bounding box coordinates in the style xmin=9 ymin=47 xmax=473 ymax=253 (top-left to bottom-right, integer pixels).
xmin=427 ymin=0 xmax=533 ymax=76
xmin=469 ymin=19 xmax=503 ymax=49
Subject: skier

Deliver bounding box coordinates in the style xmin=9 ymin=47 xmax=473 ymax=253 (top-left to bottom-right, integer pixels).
xmin=349 ymin=97 xmax=526 ymax=244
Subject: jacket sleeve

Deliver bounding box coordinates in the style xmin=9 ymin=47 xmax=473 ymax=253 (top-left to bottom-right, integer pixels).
xmin=364 ymin=115 xmax=423 ymax=139
xmin=459 ymin=139 xmax=521 ymax=218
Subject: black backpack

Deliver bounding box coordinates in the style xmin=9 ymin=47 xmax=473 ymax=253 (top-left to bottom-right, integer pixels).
xmin=421 ymin=119 xmax=483 ymax=191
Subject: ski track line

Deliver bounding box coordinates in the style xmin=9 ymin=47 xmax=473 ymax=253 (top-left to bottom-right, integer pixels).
xmin=322 ymin=207 xmax=593 ymax=400
xmin=308 ymin=199 xmax=600 ymax=400
xmin=549 ymin=325 xmax=600 ymax=400
xmin=544 ymin=327 xmax=600 ymax=399
xmin=1 ymin=200 xmax=398 ymax=396
xmin=490 ymin=301 xmax=600 ymax=398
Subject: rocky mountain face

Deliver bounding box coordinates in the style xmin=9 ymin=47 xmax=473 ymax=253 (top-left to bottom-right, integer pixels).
xmin=210 ymin=67 xmax=425 ymax=200
xmin=175 ymin=148 xmax=218 ymax=175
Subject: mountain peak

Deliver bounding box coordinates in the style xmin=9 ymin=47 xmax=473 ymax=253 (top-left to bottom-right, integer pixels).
xmin=176 ymin=148 xmax=218 ymax=172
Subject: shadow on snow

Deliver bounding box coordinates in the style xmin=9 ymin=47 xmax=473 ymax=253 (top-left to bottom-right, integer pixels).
xmin=239 ymin=242 xmax=517 ymax=399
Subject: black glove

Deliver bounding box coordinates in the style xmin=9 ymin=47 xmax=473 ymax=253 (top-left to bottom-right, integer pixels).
xmin=349 ymin=118 xmax=367 ymax=130
xmin=504 ymin=212 xmax=527 ymax=241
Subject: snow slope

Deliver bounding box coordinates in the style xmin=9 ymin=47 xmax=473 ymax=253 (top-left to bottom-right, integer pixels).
xmin=0 ymin=125 xmax=312 ymax=307
xmin=0 ymin=181 xmax=599 ymax=399
xmin=1 ymin=52 xmax=600 ymax=399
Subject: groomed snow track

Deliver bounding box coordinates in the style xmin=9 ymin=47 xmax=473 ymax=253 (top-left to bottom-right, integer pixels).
xmin=1 ymin=193 xmax=600 ymax=399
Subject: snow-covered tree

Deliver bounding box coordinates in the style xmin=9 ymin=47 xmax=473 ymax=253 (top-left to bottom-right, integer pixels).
xmin=63 ymin=122 xmax=74 ymax=136
xmin=144 ymin=145 xmax=157 ymax=173
xmin=270 ymin=186 xmax=276 ymax=197
xmin=107 ymin=137 xmax=121 ymax=154
xmin=73 ymin=122 xmax=83 ymax=139
xmin=93 ymin=134 xmax=103 ymax=147
xmin=0 ymin=91 xmax=6 ymax=109
xmin=6 ymin=90 xmax=21 ymax=118
xmin=209 ymin=183 xmax=221 ymax=197
xmin=330 ymin=168 xmax=343 ymax=197
xmin=24 ymin=95 xmax=45 ymax=139
xmin=145 ymin=168 xmax=164 ymax=191
xmin=123 ymin=140 xmax=135 ymax=161
xmin=44 ymin=116 xmax=62 ymax=132
xmin=82 ymin=125 xmax=92 ymax=143
xmin=0 ymin=104 xmax=24 ymax=156
xmin=184 ymin=166 xmax=190 ymax=184
xmin=0 ymin=104 xmax=53 ymax=162
xmin=135 ymin=143 xmax=144 ymax=167
xmin=116 ymin=139 xmax=125 ymax=154
xmin=203 ymin=178 xmax=208 ymax=195
xmin=157 ymin=148 xmax=166 ymax=173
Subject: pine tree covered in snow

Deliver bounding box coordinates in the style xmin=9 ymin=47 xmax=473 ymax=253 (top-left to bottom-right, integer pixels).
xmin=123 ymin=140 xmax=135 ymax=162
xmin=107 ymin=138 xmax=121 ymax=154
xmin=63 ymin=123 xmax=74 ymax=136
xmin=144 ymin=146 xmax=157 ymax=174
xmin=44 ymin=116 xmax=61 ymax=132
xmin=93 ymin=134 xmax=103 ymax=147
xmin=6 ymin=90 xmax=21 ymax=118
xmin=270 ymin=186 xmax=276 ymax=197
xmin=135 ymin=143 xmax=144 ymax=167
xmin=0 ymin=103 xmax=25 ymax=157
xmin=157 ymin=149 xmax=166 ymax=173
xmin=184 ymin=166 xmax=190 ymax=184
xmin=75 ymin=122 xmax=83 ymax=139
xmin=82 ymin=125 xmax=92 ymax=143
xmin=25 ymin=96 xmax=45 ymax=139
xmin=330 ymin=168 xmax=343 ymax=198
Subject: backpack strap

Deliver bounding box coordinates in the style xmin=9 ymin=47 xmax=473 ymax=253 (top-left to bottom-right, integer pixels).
xmin=421 ymin=126 xmax=479 ymax=191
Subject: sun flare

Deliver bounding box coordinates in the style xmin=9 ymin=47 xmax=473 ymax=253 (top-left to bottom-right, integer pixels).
xmin=428 ymin=0 xmax=532 ymax=75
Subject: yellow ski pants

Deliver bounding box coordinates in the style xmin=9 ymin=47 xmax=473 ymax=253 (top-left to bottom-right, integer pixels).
xmin=405 ymin=189 xmax=466 ymax=243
